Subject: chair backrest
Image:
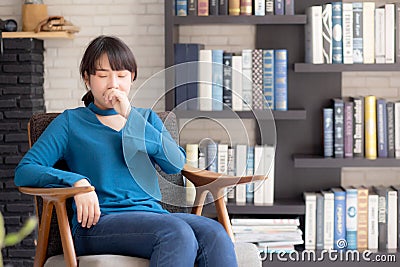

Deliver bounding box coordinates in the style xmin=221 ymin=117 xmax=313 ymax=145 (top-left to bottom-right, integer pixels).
xmin=28 ymin=111 xmax=187 ymax=259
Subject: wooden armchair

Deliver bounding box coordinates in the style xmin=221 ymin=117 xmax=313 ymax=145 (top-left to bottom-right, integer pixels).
xmin=19 ymin=112 xmax=265 ymax=267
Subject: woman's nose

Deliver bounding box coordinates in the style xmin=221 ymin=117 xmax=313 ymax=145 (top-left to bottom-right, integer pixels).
xmin=109 ymin=74 xmax=118 ymax=88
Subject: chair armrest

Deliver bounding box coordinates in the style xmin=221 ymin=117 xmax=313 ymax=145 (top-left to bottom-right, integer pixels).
xmin=19 ymin=186 xmax=94 ymax=201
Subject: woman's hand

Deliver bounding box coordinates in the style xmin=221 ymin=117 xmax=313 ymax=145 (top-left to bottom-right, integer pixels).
xmin=103 ymin=88 xmax=131 ymax=118
xmin=73 ymin=179 xmax=101 ymax=228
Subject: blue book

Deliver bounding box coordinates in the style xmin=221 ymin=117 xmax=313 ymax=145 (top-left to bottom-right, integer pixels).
xmin=332 ymin=2 xmax=343 ymax=64
xmin=323 ymin=108 xmax=334 ymax=157
xmin=174 ymin=43 xmax=188 ymax=110
xmin=332 ymin=187 xmax=346 ymax=250
xmin=345 ymin=187 xmax=358 ymax=250
xmin=207 ymin=142 xmax=218 ymax=172
xmin=274 ymin=49 xmax=287 ymax=111
xmin=176 ymin=0 xmax=188 ymax=16
xmin=212 ymin=50 xmax=224 ymax=111
xmin=274 ymin=0 xmax=284 ymax=15
xmin=222 ymin=52 xmax=233 ymax=109
xmin=316 ymin=193 xmax=325 ymax=250
xmin=262 ymin=50 xmax=274 ymax=110
xmin=186 ymin=44 xmax=204 ymax=110
xmin=245 ymin=146 xmax=254 ymax=204
xmin=377 ymin=98 xmax=388 ymax=157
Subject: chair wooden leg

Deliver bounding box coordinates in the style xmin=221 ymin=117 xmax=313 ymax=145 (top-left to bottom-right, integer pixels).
xmin=212 ymin=189 xmax=235 ymax=241
xmin=191 ymin=188 xmax=208 ymax=215
xmin=54 ymin=200 xmax=78 ymax=267
xmin=34 ymin=200 xmax=53 ymax=267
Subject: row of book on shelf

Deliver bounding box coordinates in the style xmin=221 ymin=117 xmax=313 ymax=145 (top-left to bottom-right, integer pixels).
xmin=174 ymin=44 xmax=288 ymax=111
xmin=323 ymin=96 xmax=400 ymax=159
xmin=231 ymin=217 xmax=303 ymax=253
xmin=184 ymin=143 xmax=275 ymax=205
xmin=304 ymin=185 xmax=400 ymax=251
xmin=176 ymin=0 xmax=295 ymax=16
xmin=306 ymin=2 xmax=400 ymax=64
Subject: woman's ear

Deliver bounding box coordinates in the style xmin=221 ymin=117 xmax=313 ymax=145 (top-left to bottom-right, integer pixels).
xmin=84 ymin=72 xmax=90 ymax=88
xmin=131 ymin=72 xmax=136 ymax=82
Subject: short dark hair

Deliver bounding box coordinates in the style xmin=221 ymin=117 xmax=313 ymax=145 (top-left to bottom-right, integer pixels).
xmin=80 ymin=35 xmax=137 ymax=106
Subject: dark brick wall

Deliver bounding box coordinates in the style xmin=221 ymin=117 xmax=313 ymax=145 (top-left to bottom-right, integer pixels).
xmin=0 ymin=38 xmax=45 ymax=266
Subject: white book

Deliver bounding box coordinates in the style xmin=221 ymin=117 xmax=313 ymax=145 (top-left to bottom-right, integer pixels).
xmin=198 ymin=50 xmax=213 ymax=111
xmin=395 ymin=102 xmax=400 ymax=158
xmin=387 ymin=189 xmax=398 ymax=249
xmin=232 ymin=56 xmax=243 ymax=111
xmin=375 ymin=8 xmax=386 ymax=64
xmin=304 ymin=192 xmax=317 ymax=250
xmin=385 ymin=4 xmax=395 ymax=63
xmin=185 ymin=144 xmax=198 ymax=205
xmin=368 ymin=192 xmax=379 ymax=250
xmin=253 ymin=145 xmax=265 ymax=205
xmin=235 ymin=144 xmax=247 ymax=205
xmin=322 ymin=4 xmax=333 ymax=64
xmin=363 ymin=2 xmax=375 ymax=64
xmin=241 ymin=50 xmax=253 ymax=111
xmin=305 ymin=6 xmax=323 ymax=64
xmin=342 ymin=3 xmax=353 ymax=64
xmin=254 ymin=0 xmax=265 ymax=16
xmin=263 ymin=145 xmax=275 ymax=204
xmin=322 ymin=190 xmax=334 ymax=250
xmin=217 ymin=144 xmax=228 ymax=202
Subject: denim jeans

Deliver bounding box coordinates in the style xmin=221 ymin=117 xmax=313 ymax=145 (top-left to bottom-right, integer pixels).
xmin=73 ymin=211 xmax=238 ymax=267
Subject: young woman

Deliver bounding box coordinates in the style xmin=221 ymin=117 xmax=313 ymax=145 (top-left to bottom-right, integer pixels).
xmin=15 ymin=35 xmax=238 ymax=267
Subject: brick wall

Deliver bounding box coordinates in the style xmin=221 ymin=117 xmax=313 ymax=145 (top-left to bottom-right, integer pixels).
xmin=0 ymin=38 xmax=45 ymax=266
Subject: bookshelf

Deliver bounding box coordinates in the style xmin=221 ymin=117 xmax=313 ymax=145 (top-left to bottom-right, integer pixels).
xmin=164 ymin=1 xmax=400 ymax=266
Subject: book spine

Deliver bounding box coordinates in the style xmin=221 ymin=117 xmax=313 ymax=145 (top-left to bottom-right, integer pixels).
xmin=387 ymin=102 xmax=395 ymax=158
xmin=304 ymin=192 xmax=317 ymax=250
xmin=332 ymin=2 xmax=343 ymax=64
xmin=253 ymin=145 xmax=264 ymax=205
xmin=186 ymin=43 xmax=204 ymax=110
xmin=365 ymin=95 xmax=377 ymax=160
xmin=377 ymin=99 xmax=388 ymax=158
xmin=227 ymin=147 xmax=236 ymax=203
xmin=176 ymin=0 xmax=188 ymax=16
xmin=375 ymin=8 xmax=386 ymax=64
xmin=251 ymin=49 xmax=263 ymax=110
xmin=219 ymin=0 xmax=228 ymax=15
xmin=199 ymin=49 xmax=213 ymax=111
xmin=323 ymin=191 xmax=334 ymax=250
xmin=228 ymin=0 xmax=240 ymax=15
xmin=285 ymin=0 xmax=294 ymax=15
xmin=265 ymin=0 xmax=274 ymax=15
xmin=352 ymin=97 xmax=364 ymax=157
xmin=263 ymin=145 xmax=275 ymax=204
xmin=385 ymin=4 xmax=395 ymax=63
xmin=223 ymin=52 xmax=233 ymax=109
xmin=352 ymin=2 xmax=363 ymax=64
xmin=316 ymin=193 xmax=325 ymax=250
xmin=333 ymin=98 xmax=344 ymax=158
xmin=322 ymin=4 xmax=333 ymax=64
xmin=305 ymin=6 xmax=323 ymax=64
xmin=207 ymin=142 xmax=218 ymax=172
xmin=387 ymin=190 xmax=398 ymax=249
xmin=363 ymin=2 xmax=375 ymax=64
xmin=254 ymin=0 xmax=265 ymax=16
xmin=374 ymin=186 xmax=387 ymax=250
xmin=396 ymin=3 xmax=400 ymax=63
xmin=188 ymin=0 xmax=198 ymax=16
xmin=241 ymin=49 xmax=253 ymax=111
xmin=174 ymin=43 xmax=188 ymax=110
xmin=209 ymin=0 xmax=219 ymax=15
xmin=232 ymin=55 xmax=243 ymax=111
xmin=274 ymin=0 xmax=284 ymax=15
xmin=262 ymin=49 xmax=274 ymax=110
xmin=323 ymin=108 xmax=334 ymax=157
xmin=274 ymin=49 xmax=287 ymax=111
xmin=357 ymin=187 xmax=368 ymax=250
xmin=333 ymin=189 xmax=346 ymax=250
xmin=245 ymin=146 xmax=254 ymax=204
xmin=212 ymin=49 xmax=224 ymax=111
xmin=344 ymin=101 xmax=354 ymax=158
xmin=395 ymin=102 xmax=400 ymax=158
xmin=198 ymin=0 xmax=209 ymax=16
xmin=368 ymin=193 xmax=379 ymax=250
xmin=345 ymin=188 xmax=358 ymax=250
xmin=240 ymin=0 xmax=252 ymax=15
xmin=217 ymin=144 xmax=228 ymax=174
xmin=235 ymin=144 xmax=247 ymax=205
xmin=342 ymin=3 xmax=353 ymax=64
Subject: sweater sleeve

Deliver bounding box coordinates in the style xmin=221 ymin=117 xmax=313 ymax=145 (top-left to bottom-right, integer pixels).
xmin=14 ymin=112 xmax=89 ymax=188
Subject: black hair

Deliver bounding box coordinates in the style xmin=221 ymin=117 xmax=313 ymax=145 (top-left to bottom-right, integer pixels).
xmin=80 ymin=35 xmax=137 ymax=106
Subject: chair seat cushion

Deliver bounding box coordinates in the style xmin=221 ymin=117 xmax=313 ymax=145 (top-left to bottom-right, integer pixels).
xmin=44 ymin=242 xmax=261 ymax=267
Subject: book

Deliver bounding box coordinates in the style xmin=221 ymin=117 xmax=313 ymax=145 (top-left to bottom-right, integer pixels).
xmin=322 ymin=190 xmax=334 ymax=250
xmin=254 ymin=0 xmax=265 ymax=16
xmin=253 ymin=145 xmax=265 ymax=205
xmin=186 ymin=44 xmax=204 ymax=110
xmin=304 ymin=192 xmax=317 ymax=250
xmin=357 ymin=186 xmax=368 ymax=250
xmin=265 ymin=0 xmax=274 ymax=15
xmin=322 ymin=4 xmax=333 ymax=64
xmin=198 ymin=49 xmax=213 ymax=111
xmin=365 ymin=95 xmax=377 ymax=160
xmin=344 ymin=101 xmax=354 ymax=158
xmin=241 ymin=49 xmax=253 ymax=111
xmin=226 ymin=146 xmax=236 ymax=203
xmin=176 ymin=0 xmax=188 ymax=16
xmin=198 ymin=0 xmax=209 ymax=16
xmin=345 ymin=187 xmax=358 ymax=250
xmin=352 ymin=96 xmax=364 ymax=157
xmin=387 ymin=102 xmax=395 ymax=158
xmin=285 ymin=0 xmax=294 ymax=15
xmin=235 ymin=144 xmax=247 ymax=205
xmin=262 ymin=50 xmax=274 ymax=110
xmin=212 ymin=49 xmax=224 ymax=111
xmin=332 ymin=2 xmax=343 ymax=64
xmin=228 ymin=0 xmax=240 ymax=15
xmin=245 ymin=146 xmax=254 ymax=204
xmin=263 ymin=145 xmax=275 ymax=205
xmin=385 ymin=4 xmax=395 ymax=63
xmin=333 ymin=98 xmax=344 ymax=158
xmin=209 ymin=0 xmax=219 ymax=15
xmin=219 ymin=0 xmax=228 ymax=15
xmin=332 ymin=187 xmax=346 ymax=250
xmin=305 ymin=6 xmax=323 ymax=64
xmin=387 ymin=188 xmax=398 ymax=250
xmin=274 ymin=0 xmax=284 ymax=15
xmin=274 ymin=49 xmax=287 ymax=111
xmin=375 ymin=8 xmax=386 ymax=64
xmin=352 ymin=2 xmax=363 ymax=64
xmin=232 ymin=55 xmax=243 ymax=111
xmin=240 ymin=0 xmax=252 ymax=15
xmin=391 ymin=185 xmax=400 ymax=249
xmin=396 ymin=3 xmax=400 ymax=63
xmin=368 ymin=188 xmax=379 ymax=250
xmin=251 ymin=49 xmax=263 ymax=110
xmin=323 ymin=108 xmax=334 ymax=157
xmin=373 ymin=185 xmax=388 ymax=250
xmin=363 ymin=2 xmax=375 ymax=64
xmin=376 ymin=98 xmax=388 ymax=158
xmin=316 ymin=192 xmax=324 ymax=250
xmin=188 ymin=0 xmax=198 ymax=16
xmin=223 ymin=52 xmax=233 ymax=109
xmin=395 ymin=102 xmax=400 ymax=158
xmin=342 ymin=3 xmax=353 ymax=64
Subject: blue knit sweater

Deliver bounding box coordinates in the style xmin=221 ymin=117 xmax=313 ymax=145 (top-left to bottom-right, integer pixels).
xmin=14 ymin=106 xmax=186 ymax=233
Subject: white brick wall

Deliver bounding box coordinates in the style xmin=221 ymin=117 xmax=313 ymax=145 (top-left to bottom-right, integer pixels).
xmin=1 ymin=0 xmax=399 ymax=186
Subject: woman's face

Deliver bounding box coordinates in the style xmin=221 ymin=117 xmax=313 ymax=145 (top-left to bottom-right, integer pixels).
xmin=86 ymin=53 xmax=134 ymax=109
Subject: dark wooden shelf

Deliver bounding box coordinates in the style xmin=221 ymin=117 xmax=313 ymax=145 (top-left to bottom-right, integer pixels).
xmin=202 ymin=200 xmax=305 ymax=215
xmin=173 ymin=15 xmax=307 ymax=25
xmin=294 ymin=63 xmax=400 ymax=72
xmin=174 ymin=110 xmax=306 ymax=120
xmin=294 ymin=155 xmax=400 ymax=168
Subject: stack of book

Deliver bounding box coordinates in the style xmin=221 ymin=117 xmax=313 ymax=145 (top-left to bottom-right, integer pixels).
xmin=231 ymin=217 xmax=303 ymax=253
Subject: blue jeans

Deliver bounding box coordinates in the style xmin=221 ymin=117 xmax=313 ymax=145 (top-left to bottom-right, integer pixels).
xmin=73 ymin=211 xmax=238 ymax=267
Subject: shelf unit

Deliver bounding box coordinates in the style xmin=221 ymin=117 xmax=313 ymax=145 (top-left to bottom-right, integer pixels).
xmin=295 ymin=63 xmax=400 ymax=72
xmin=174 ymin=109 xmax=307 ymax=120
xmin=294 ymin=155 xmax=400 ymax=168
xmin=3 ymin=31 xmax=75 ymax=39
